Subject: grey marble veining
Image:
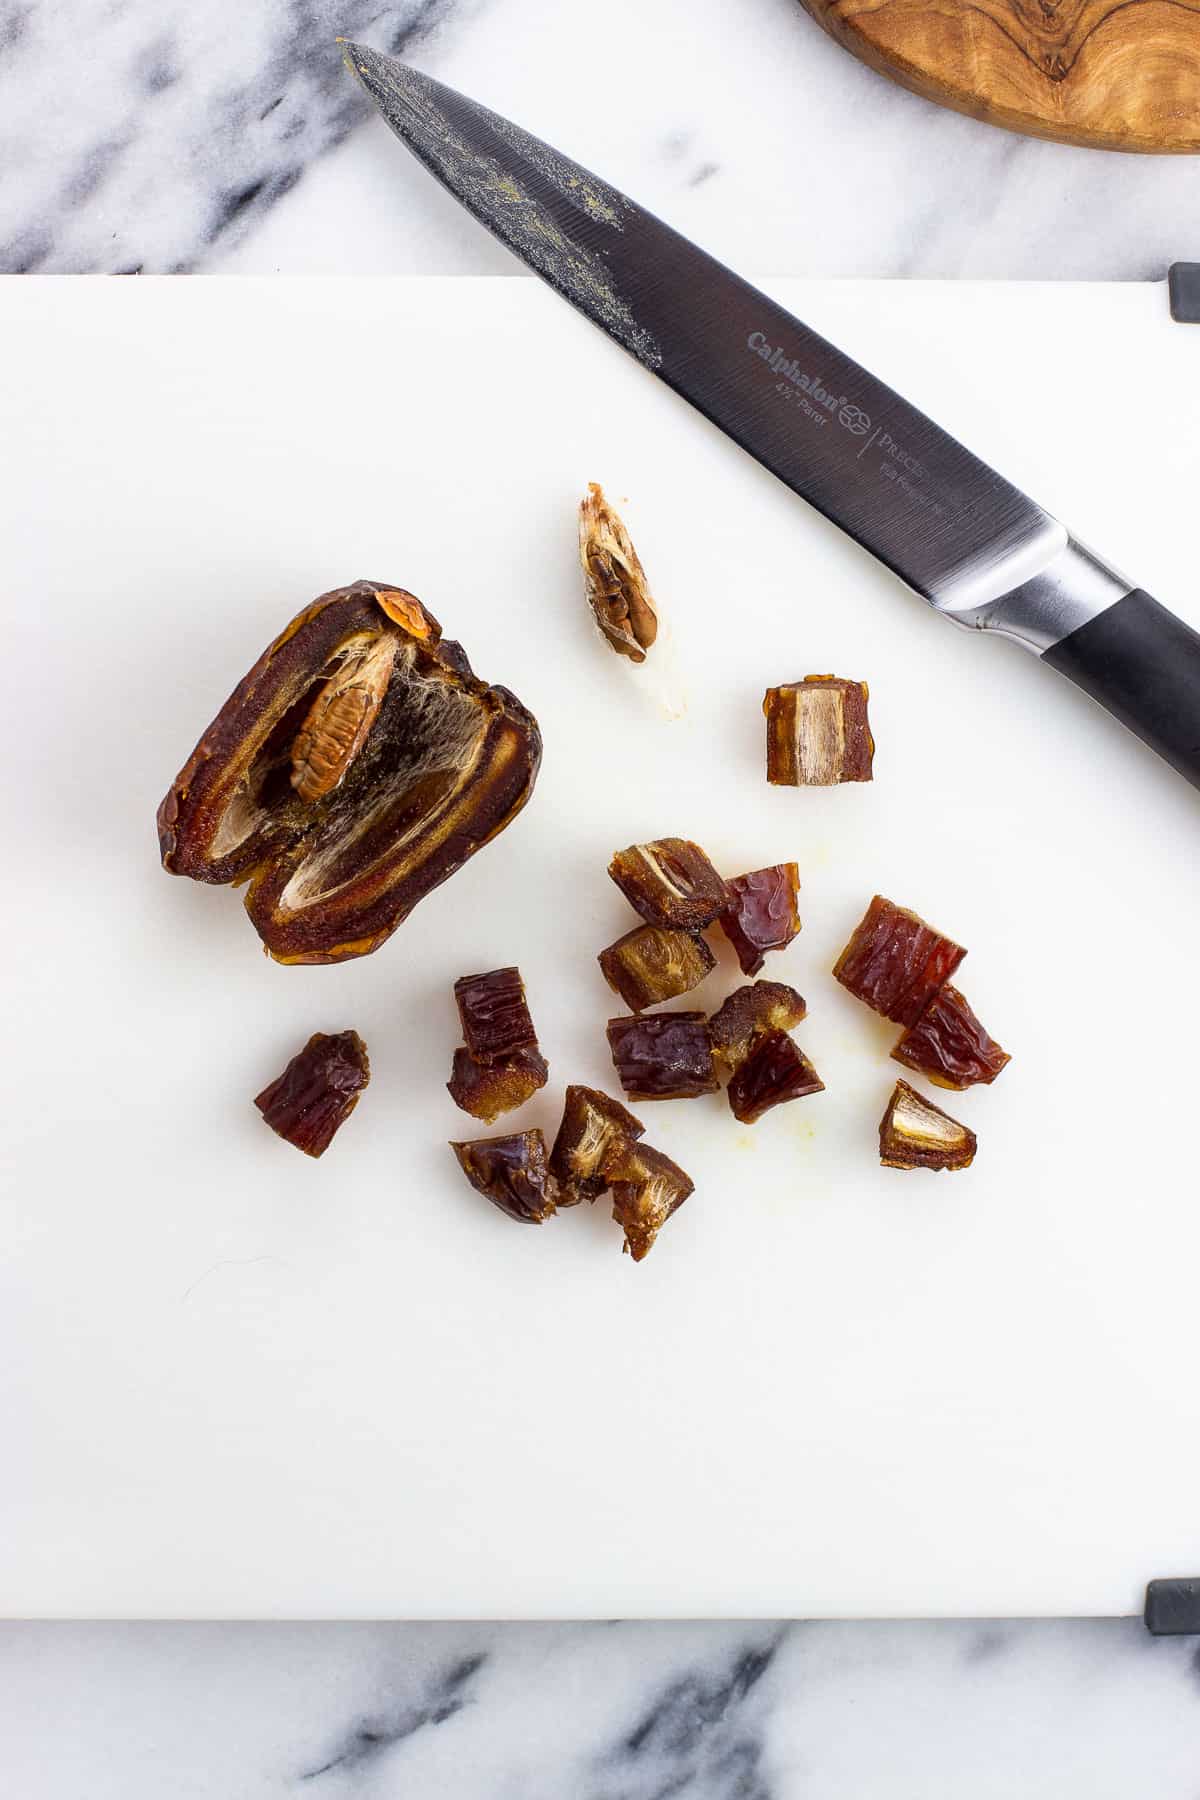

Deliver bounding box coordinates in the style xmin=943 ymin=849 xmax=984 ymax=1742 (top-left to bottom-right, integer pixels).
xmin=1 ymin=1619 xmax=1198 ymax=1796
xmin=4 ymin=0 xmax=1200 ymax=278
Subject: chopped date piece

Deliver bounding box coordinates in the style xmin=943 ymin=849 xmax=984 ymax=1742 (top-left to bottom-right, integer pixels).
xmin=601 ymin=1137 xmax=694 ymax=1262
xmin=765 ymin=675 xmax=874 ymax=786
xmin=598 ymin=923 xmax=715 ymax=1013
xmin=607 ymin=1012 xmax=718 ymax=1101
xmin=608 ymin=838 xmax=731 ymax=931
xmin=549 ymin=1084 xmax=645 ymax=1206
xmin=727 ymin=1030 xmax=824 ymax=1124
xmin=157 ymin=581 xmax=540 ymax=964
xmin=879 ymin=1080 xmax=976 ymax=1172
xmin=708 ymin=980 xmax=808 ymax=1072
xmin=833 ymin=895 xmax=966 ymax=1027
xmin=450 ymin=1129 xmax=557 ymax=1223
xmin=578 ymin=482 xmax=658 ymax=662
xmin=447 ymin=1045 xmax=549 ymax=1123
xmin=891 ymin=985 xmax=1010 ymax=1090
xmin=254 ymin=1029 xmax=369 ymax=1158
xmin=719 ymin=863 xmax=801 ymax=975
xmin=454 ymin=966 xmax=537 ymax=1065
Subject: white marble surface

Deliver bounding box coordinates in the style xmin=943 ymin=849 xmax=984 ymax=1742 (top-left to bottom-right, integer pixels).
xmin=3 ymin=0 xmax=1200 ymax=278
xmin=2 ymin=1619 xmax=1198 ymax=1796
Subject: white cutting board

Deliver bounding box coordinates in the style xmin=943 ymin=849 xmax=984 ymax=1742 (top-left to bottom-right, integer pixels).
xmin=3 ymin=276 xmax=1199 ymax=1620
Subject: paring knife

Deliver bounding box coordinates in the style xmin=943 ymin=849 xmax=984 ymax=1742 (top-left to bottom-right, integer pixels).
xmin=343 ymin=42 xmax=1200 ymax=791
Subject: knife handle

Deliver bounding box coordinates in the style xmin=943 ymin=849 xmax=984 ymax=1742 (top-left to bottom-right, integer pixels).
xmin=1042 ymin=591 xmax=1200 ymax=790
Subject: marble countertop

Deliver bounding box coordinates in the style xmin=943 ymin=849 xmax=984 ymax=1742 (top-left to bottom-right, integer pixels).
xmin=4 ymin=0 xmax=1199 ymax=279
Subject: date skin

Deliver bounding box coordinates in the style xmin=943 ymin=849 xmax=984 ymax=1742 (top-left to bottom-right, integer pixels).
xmin=254 ymin=1030 xmax=370 ymax=1157
xmin=450 ymin=1129 xmax=557 ymax=1223
xmin=608 ymin=838 xmax=731 ymax=932
xmin=447 ymin=1045 xmax=549 ymax=1124
xmin=607 ymin=1012 xmax=718 ymax=1101
xmin=727 ymin=1029 xmax=824 ymax=1124
xmin=598 ymin=923 xmax=715 ymax=1013
xmin=158 ymin=581 xmax=541 ymax=965
xmin=549 ymin=1084 xmax=645 ymax=1205
xmin=602 ymin=1136 xmax=694 ymax=1262
xmin=718 ymin=864 xmax=801 ymax=976
xmin=892 ymin=985 xmax=1010 ymax=1090
xmin=834 ymin=895 xmax=966 ymax=1027
xmin=454 ymin=967 xmax=538 ymax=1065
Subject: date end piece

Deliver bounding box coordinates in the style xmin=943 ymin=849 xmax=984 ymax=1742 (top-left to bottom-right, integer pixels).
xmin=879 ymin=1079 xmax=976 ymax=1171
xmin=765 ymin=676 xmax=874 ymax=786
xmin=607 ymin=1011 xmax=718 ymax=1101
xmin=450 ymin=1129 xmax=557 ymax=1223
xmin=598 ymin=923 xmax=715 ymax=1013
xmin=549 ymin=1084 xmax=645 ymax=1206
xmin=834 ymin=894 xmax=966 ymax=1026
xmin=718 ymin=864 xmax=801 ymax=976
xmin=602 ymin=1136 xmax=694 ymax=1262
xmin=447 ymin=1045 xmax=549 ymax=1123
xmin=892 ymin=985 xmax=1009 ymax=1090
xmin=608 ymin=838 xmax=732 ymax=932
xmin=579 ymin=483 xmax=658 ymax=662
xmin=254 ymin=1029 xmax=370 ymax=1157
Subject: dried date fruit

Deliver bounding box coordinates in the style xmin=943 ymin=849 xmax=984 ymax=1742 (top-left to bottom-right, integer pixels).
xmin=891 ymin=986 xmax=1010 ymax=1090
xmin=708 ymin=980 xmax=808 ymax=1072
xmin=454 ymin=966 xmax=538 ymax=1064
xmin=450 ymin=1129 xmax=557 ymax=1223
xmin=549 ymin=1084 xmax=645 ymax=1206
xmin=601 ymin=1137 xmax=694 ymax=1262
xmin=158 ymin=581 xmax=541 ymax=964
xmin=764 ymin=675 xmax=874 ymax=785
xmin=579 ymin=482 xmax=658 ymax=662
xmin=598 ymin=923 xmax=715 ymax=1013
xmin=607 ymin=1012 xmax=718 ymax=1101
xmin=718 ymin=863 xmax=801 ymax=976
xmin=254 ymin=1029 xmax=370 ymax=1158
xmin=879 ymin=1080 xmax=976 ymax=1171
xmin=727 ymin=1029 xmax=824 ymax=1123
xmin=608 ymin=838 xmax=731 ymax=931
xmin=833 ymin=895 xmax=966 ymax=1027
xmin=447 ymin=1045 xmax=549 ymax=1123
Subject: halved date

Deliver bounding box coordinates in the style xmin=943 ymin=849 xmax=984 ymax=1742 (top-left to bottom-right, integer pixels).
xmin=447 ymin=1045 xmax=549 ymax=1123
xmin=549 ymin=1084 xmax=645 ymax=1205
xmin=718 ymin=863 xmax=801 ymax=975
xmin=834 ymin=895 xmax=966 ymax=1026
xmin=727 ymin=1029 xmax=823 ymax=1124
xmin=708 ymin=980 xmax=808 ymax=1072
xmin=450 ymin=1129 xmax=557 ymax=1223
xmin=891 ymin=985 xmax=1010 ymax=1090
xmin=608 ymin=838 xmax=731 ymax=931
xmin=598 ymin=923 xmax=715 ymax=1013
xmin=606 ymin=1012 xmax=718 ymax=1101
xmin=601 ymin=1136 xmax=694 ymax=1262
xmin=254 ymin=1029 xmax=370 ymax=1157
xmin=765 ymin=675 xmax=874 ymax=786
xmin=454 ymin=966 xmax=538 ymax=1064
xmin=879 ymin=1080 xmax=976 ymax=1171
xmin=158 ymin=581 xmax=541 ymax=964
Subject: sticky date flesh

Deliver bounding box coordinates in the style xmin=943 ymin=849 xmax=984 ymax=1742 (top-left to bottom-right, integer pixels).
xmin=607 ymin=1012 xmax=718 ymax=1101
xmin=450 ymin=1130 xmax=557 ymax=1223
xmin=157 ymin=580 xmax=541 ymax=964
xmin=549 ymin=1084 xmax=645 ymax=1205
xmin=608 ymin=838 xmax=731 ymax=931
xmin=727 ymin=1029 xmax=824 ymax=1123
xmin=879 ymin=1080 xmax=976 ymax=1171
xmin=602 ymin=1137 xmax=694 ymax=1262
xmin=454 ymin=967 xmax=538 ymax=1064
xmin=598 ymin=924 xmax=715 ymax=1012
xmin=447 ymin=1045 xmax=549 ymax=1123
xmin=254 ymin=1030 xmax=370 ymax=1157
xmin=708 ymin=980 xmax=808 ymax=1071
xmin=764 ymin=675 xmax=874 ymax=786
xmin=892 ymin=985 xmax=1010 ymax=1089
xmin=834 ymin=895 xmax=966 ymax=1026
xmin=718 ymin=864 xmax=801 ymax=975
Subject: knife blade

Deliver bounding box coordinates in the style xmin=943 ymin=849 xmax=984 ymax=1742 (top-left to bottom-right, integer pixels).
xmin=343 ymin=42 xmax=1200 ymax=792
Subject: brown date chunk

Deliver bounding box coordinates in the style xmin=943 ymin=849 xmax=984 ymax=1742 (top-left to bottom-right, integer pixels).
xmin=450 ymin=1129 xmax=557 ymax=1223
xmin=727 ymin=1030 xmax=824 ymax=1124
xmin=447 ymin=1045 xmax=549 ymax=1123
xmin=602 ymin=1137 xmax=694 ymax=1262
xmin=718 ymin=863 xmax=801 ymax=975
xmin=549 ymin=1084 xmax=645 ymax=1206
xmin=454 ymin=966 xmax=538 ymax=1065
xmin=879 ymin=1080 xmax=976 ymax=1171
xmin=892 ymin=986 xmax=1010 ymax=1090
xmin=578 ymin=482 xmax=658 ymax=662
xmin=254 ymin=1030 xmax=370 ymax=1158
xmin=708 ymin=980 xmax=808 ymax=1072
xmin=607 ymin=1012 xmax=718 ymax=1101
xmin=608 ymin=838 xmax=732 ymax=931
xmin=157 ymin=581 xmax=541 ymax=965
xmin=833 ymin=895 xmax=966 ymax=1027
xmin=598 ymin=923 xmax=715 ymax=1013
xmin=765 ymin=675 xmax=874 ymax=786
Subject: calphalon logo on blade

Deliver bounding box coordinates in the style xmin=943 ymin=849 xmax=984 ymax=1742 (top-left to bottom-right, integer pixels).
xmin=748 ymin=331 xmax=872 ymax=435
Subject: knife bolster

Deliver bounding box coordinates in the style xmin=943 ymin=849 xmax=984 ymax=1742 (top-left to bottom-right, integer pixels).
xmin=941 ymin=536 xmax=1133 ymax=654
